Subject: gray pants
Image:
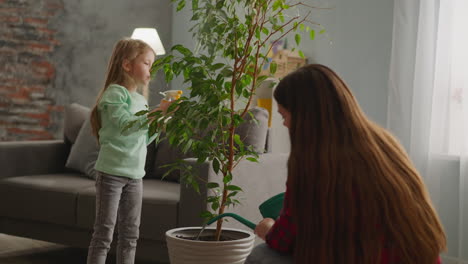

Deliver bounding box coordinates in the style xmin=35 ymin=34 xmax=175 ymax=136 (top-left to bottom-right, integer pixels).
xmin=245 ymin=243 xmax=293 ymax=264
xmin=87 ymin=172 xmax=143 ymax=264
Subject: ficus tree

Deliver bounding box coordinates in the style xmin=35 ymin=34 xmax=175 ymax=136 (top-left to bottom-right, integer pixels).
xmin=134 ymin=0 xmax=324 ymax=240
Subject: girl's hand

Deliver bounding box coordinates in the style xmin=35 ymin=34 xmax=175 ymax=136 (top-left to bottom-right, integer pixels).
xmin=158 ymin=99 xmax=172 ymax=114
xmin=148 ymin=99 xmax=174 ymax=117
xmin=255 ymin=218 xmax=275 ymax=240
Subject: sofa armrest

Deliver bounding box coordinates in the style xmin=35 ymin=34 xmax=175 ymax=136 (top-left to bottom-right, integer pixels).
xmin=177 ymin=153 xmax=288 ymax=229
xmin=0 ymin=140 xmax=69 ymax=179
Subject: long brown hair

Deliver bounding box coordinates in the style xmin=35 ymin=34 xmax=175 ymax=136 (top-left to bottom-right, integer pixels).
xmin=90 ymin=38 xmax=153 ymax=140
xmin=274 ymin=64 xmax=446 ymax=263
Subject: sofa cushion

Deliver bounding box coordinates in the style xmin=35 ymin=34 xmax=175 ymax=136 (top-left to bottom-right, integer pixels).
xmin=66 ymin=118 xmax=99 ymax=179
xmin=0 ymin=173 xmax=95 ymax=226
xmin=76 ymin=178 xmax=180 ymax=241
xmin=64 ymin=103 xmax=90 ymax=144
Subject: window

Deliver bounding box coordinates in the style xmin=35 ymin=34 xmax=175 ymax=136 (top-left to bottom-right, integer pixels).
xmin=431 ymin=0 xmax=468 ymax=156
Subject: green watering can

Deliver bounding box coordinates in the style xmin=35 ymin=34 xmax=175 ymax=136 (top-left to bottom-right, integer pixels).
xmin=206 ymin=192 xmax=285 ymax=230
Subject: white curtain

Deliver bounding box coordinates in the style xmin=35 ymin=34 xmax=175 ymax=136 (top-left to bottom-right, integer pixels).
xmin=388 ymin=0 xmax=468 ymax=263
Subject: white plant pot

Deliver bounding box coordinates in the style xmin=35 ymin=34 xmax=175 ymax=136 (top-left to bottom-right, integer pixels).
xmin=166 ymin=226 xmax=255 ymax=264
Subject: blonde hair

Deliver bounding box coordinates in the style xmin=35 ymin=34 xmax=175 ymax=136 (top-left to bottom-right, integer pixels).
xmin=90 ymin=38 xmax=154 ymax=140
xmin=274 ymin=64 xmax=446 ymax=264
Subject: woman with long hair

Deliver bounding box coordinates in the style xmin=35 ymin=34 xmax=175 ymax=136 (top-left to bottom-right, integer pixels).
xmin=247 ymin=64 xmax=446 ymax=264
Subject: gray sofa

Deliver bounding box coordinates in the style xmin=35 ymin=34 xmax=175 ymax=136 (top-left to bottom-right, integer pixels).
xmin=0 ymin=103 xmax=288 ymax=262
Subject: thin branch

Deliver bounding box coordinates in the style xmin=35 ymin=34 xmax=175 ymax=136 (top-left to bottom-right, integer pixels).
xmin=257 ymin=11 xmax=311 ymax=70
xmin=289 ymin=1 xmax=333 ymax=10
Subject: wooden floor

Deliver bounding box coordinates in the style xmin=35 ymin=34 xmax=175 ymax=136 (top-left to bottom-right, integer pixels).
xmin=0 ymin=234 xmax=86 ymax=264
xmin=0 ymin=234 xmax=156 ymax=264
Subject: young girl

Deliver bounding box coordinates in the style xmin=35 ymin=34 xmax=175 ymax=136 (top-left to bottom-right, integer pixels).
xmin=248 ymin=64 xmax=446 ymax=264
xmin=87 ymin=38 xmax=170 ymax=264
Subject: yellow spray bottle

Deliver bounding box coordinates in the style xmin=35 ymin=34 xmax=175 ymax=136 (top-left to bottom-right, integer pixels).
xmin=160 ymin=90 xmax=183 ymax=102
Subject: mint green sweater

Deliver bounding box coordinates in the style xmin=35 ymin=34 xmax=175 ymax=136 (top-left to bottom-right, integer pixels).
xmin=94 ymin=84 xmax=157 ymax=179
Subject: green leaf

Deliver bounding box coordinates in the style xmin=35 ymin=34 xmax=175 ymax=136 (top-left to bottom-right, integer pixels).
xmin=298 ymin=50 xmax=305 ymax=58
xmin=207 ymin=182 xmax=219 ymax=189
xmin=182 ymin=139 xmax=193 ymax=154
xmin=235 ymin=83 xmax=243 ymax=96
xmin=295 ymin=33 xmax=301 ymax=46
xmin=223 ymin=173 xmax=232 ymax=184
xmin=226 ymin=185 xmax=242 ymax=191
xmin=176 ymin=0 xmax=185 ymax=11
xmin=257 ymin=75 xmax=269 ymax=84
xmin=122 ymin=120 xmax=137 ymax=133
xmin=200 ymin=211 xmax=214 ymax=219
xmin=171 ymin=44 xmax=192 ymax=56
xmin=270 ymin=62 xmax=277 ymax=74
xmin=246 ymin=157 xmax=259 ymax=162
xmin=310 ymin=29 xmax=315 ymax=40
xmin=212 ymin=158 xmax=220 ymax=173
xmin=272 ymin=0 xmax=281 ymax=11
xmin=299 ymin=24 xmax=305 ymax=31
xmin=190 ymin=178 xmax=200 ymax=193
xmin=192 ymin=0 xmax=199 ymax=10
xmin=211 ymin=202 xmax=219 ymax=211
xmin=211 ymin=63 xmax=225 ymax=71
xmin=221 ymin=68 xmax=233 ymax=77
xmin=216 ymin=0 xmax=224 ymax=9
xmin=319 ymin=29 xmax=326 ymax=34
xmin=279 ymin=14 xmax=285 ymax=23
xmin=234 ymin=134 xmax=242 ymax=146
xmin=233 ymin=114 xmax=243 ymax=126
xmin=255 ymin=27 xmax=261 ymax=39
xmin=135 ymin=110 xmax=148 ymax=116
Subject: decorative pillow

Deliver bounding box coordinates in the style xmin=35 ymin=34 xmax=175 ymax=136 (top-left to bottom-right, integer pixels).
xmin=65 ymin=117 xmax=100 ymax=179
xmin=64 ymin=103 xmax=90 ymax=144
xmin=150 ymin=107 xmax=269 ymax=182
xmin=236 ymin=107 xmax=269 ymax=153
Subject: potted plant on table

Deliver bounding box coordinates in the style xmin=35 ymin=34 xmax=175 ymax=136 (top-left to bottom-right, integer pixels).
xmin=138 ymin=0 xmax=323 ymax=262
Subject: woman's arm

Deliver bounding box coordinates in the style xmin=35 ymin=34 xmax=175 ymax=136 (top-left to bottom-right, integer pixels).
xmin=263 ymin=207 xmax=296 ymax=254
xmin=255 ymin=218 xmax=275 ymax=240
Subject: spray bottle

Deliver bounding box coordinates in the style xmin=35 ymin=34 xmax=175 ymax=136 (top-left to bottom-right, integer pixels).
xmin=160 ymin=90 xmax=183 ymax=102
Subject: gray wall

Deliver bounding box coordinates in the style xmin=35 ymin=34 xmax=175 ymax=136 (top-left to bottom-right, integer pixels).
xmin=292 ymin=0 xmax=394 ymax=126
xmin=53 ymin=0 xmax=172 ymax=107
xmin=170 ymin=0 xmax=394 ymax=126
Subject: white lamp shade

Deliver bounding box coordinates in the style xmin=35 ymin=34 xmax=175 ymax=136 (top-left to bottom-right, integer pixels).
xmin=131 ymin=28 xmax=166 ymax=55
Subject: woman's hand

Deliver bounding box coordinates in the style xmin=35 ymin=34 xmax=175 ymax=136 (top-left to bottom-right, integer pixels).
xmin=255 ymin=218 xmax=275 ymax=240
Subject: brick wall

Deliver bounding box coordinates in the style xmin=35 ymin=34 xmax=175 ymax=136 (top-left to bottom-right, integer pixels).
xmin=0 ymin=0 xmax=172 ymax=141
xmin=0 ymin=0 xmax=64 ymax=141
